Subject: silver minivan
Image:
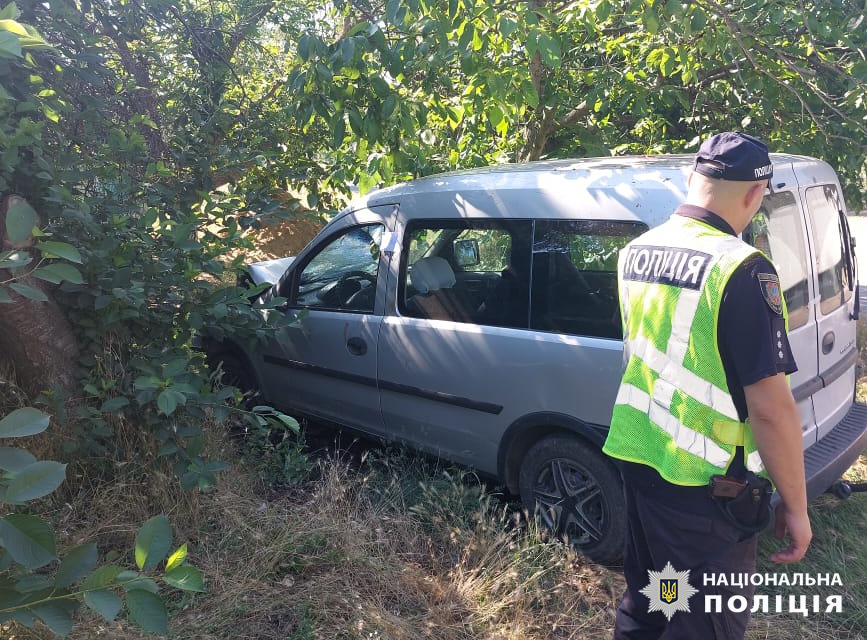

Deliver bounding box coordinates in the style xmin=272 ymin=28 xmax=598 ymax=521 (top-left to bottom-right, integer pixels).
xmin=209 ymin=154 xmax=867 ymax=563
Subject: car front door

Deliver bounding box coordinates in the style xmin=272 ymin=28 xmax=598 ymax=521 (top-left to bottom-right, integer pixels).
xmin=258 ymin=207 xmax=393 ymax=434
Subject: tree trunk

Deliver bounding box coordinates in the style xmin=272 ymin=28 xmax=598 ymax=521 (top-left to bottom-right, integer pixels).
xmin=0 ymin=196 xmax=80 ymax=401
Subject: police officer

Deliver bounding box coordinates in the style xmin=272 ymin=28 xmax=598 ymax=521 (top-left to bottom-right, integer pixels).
xmin=604 ymin=132 xmax=812 ymax=639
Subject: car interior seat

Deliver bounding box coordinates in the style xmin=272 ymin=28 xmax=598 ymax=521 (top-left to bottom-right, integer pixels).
xmin=477 ymin=249 xmax=531 ymax=329
xmin=406 ymin=257 xmax=475 ymax=322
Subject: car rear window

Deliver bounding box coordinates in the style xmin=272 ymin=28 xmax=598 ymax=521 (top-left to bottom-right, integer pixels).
xmin=805 ymin=185 xmax=852 ymax=315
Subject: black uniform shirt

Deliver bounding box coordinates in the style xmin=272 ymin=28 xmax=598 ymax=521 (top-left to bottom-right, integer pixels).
xmin=621 ymin=204 xmax=798 ymax=492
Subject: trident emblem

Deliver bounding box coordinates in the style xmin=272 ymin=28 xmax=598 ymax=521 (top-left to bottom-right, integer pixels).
xmin=660 ymin=579 xmax=678 ymax=604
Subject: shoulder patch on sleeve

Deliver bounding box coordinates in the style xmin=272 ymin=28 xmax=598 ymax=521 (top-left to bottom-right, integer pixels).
xmin=757 ymin=272 xmax=783 ymax=315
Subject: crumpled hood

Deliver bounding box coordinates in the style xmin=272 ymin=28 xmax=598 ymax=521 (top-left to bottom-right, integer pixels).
xmin=247 ymin=256 xmax=295 ymax=286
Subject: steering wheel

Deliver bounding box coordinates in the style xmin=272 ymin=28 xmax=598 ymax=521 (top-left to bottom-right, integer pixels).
xmin=335 ymin=270 xmax=376 ymax=305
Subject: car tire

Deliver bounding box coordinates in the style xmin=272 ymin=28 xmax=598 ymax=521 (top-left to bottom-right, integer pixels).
xmin=518 ymin=435 xmax=625 ymax=565
xmin=208 ymin=350 xmax=257 ymax=401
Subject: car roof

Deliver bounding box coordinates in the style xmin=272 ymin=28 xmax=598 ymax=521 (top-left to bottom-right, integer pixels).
xmin=340 ymin=153 xmax=832 ymax=230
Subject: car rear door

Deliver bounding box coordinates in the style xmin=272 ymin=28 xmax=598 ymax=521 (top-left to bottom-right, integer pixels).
xmin=743 ymin=164 xmax=819 ymax=445
xmin=802 ymin=181 xmax=857 ymax=441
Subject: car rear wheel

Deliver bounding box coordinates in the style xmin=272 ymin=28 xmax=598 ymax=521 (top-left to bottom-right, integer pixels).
xmin=518 ymin=435 xmax=625 ymax=565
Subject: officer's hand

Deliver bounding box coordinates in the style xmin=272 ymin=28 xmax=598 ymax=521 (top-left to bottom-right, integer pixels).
xmin=770 ymin=501 xmax=812 ymax=564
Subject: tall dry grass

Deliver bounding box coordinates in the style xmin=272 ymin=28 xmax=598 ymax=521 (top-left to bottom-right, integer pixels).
xmin=20 ymin=446 xmax=616 ymax=640
xmin=6 ymin=429 xmax=867 ymax=640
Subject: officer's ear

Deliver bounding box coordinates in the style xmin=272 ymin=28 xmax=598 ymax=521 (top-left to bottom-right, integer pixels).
xmin=744 ymin=181 xmax=765 ymax=212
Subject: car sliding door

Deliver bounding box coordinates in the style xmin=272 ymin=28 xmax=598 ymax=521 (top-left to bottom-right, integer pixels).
xmin=743 ymin=185 xmax=819 ymax=445
xmin=376 ymin=218 xmax=534 ymax=475
xmin=803 ymin=184 xmax=856 ymax=440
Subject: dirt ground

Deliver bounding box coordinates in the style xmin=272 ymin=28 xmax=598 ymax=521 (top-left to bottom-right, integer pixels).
xmin=242 ymin=215 xmax=325 ymax=262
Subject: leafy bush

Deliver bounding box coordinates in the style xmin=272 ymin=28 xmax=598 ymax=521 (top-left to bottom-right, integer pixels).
xmin=0 ymin=407 xmax=204 ymax=636
xmin=237 ymin=408 xmax=309 ymax=487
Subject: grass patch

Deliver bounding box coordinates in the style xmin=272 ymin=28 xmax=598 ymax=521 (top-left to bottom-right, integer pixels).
xmin=5 ymin=429 xmax=867 ymax=639
xmin=4 ymin=433 xmax=858 ymax=640
xmin=8 ymin=319 xmax=867 ymax=638
xmin=3 ymin=442 xmax=618 ymax=639
xmin=751 ymin=457 xmax=867 ymax=639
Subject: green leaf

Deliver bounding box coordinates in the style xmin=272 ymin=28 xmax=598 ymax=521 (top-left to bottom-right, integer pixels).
xmin=0 ymin=3 xmax=21 ymax=20
xmin=0 ymin=18 xmax=28 ymax=36
xmin=81 ymin=565 xmax=125 ymax=590
xmin=537 ymin=33 xmax=561 ymax=68
xmin=339 ymin=37 xmax=355 ymax=66
xmin=0 ymin=407 xmax=50 ymax=437
xmin=0 ymin=547 xmax=13 ymax=571
xmin=9 ymin=282 xmax=48 ymax=302
xmin=120 ymin=574 xmax=159 ymax=593
xmin=15 ymin=574 xmax=53 ymax=592
xmin=4 ymin=199 xmax=37 ymax=245
xmin=0 ymin=30 xmax=21 ymax=58
xmin=348 ymin=107 xmax=363 ymax=135
xmin=134 ymin=376 xmax=161 ymax=391
xmin=0 ymin=287 xmax=11 ymax=303
xmin=499 ymin=17 xmax=519 ymax=38
xmin=381 ymin=94 xmax=397 ymax=120
xmin=4 ymin=460 xmax=67 ymax=503
xmin=297 ymin=33 xmax=311 ymax=61
xmin=331 ymin=114 xmax=346 ymax=148
xmin=99 ymin=396 xmax=130 ymax=413
xmin=156 ymin=389 xmax=185 ymax=416
xmin=164 ymin=565 xmax=205 ymax=592
xmin=0 ymin=446 xmax=36 ymax=471
xmin=0 ymin=609 xmax=36 ymax=626
xmin=83 ymin=589 xmax=123 ymax=622
xmin=135 ymin=515 xmax=172 ymax=571
xmin=55 ymin=543 xmax=98 ymax=588
xmin=30 ymin=600 xmax=75 ymax=637
xmin=644 ymin=8 xmax=660 ymax=34
xmin=126 ymin=589 xmax=168 ymax=636
xmin=0 ymin=514 xmax=56 ymax=569
xmin=32 ymin=263 xmax=84 ymax=285
xmin=0 ymin=250 xmax=33 ymax=269
xmin=35 ymin=241 xmax=82 ymax=264
xmin=165 ymin=543 xmax=187 ymax=571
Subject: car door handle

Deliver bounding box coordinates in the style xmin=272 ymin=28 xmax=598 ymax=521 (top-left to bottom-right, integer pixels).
xmin=346 ymin=336 xmax=368 ymax=356
xmin=822 ymin=331 xmax=835 ymax=355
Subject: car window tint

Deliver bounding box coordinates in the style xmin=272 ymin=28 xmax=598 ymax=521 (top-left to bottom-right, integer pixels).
xmin=400 ymin=220 xmax=532 ymax=327
xmin=744 ymin=192 xmax=810 ymax=329
xmin=530 ymin=220 xmax=645 ymax=339
xmin=294 ymin=224 xmax=384 ymax=313
xmin=805 ymin=185 xmax=852 ymax=315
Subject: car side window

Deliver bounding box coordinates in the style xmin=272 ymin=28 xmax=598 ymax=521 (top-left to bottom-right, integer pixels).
xmin=744 ymin=192 xmax=810 ymax=329
xmin=400 ymin=220 xmax=532 ymax=327
xmin=293 ymin=224 xmax=384 ymax=313
xmin=530 ymin=220 xmax=645 ymax=339
xmin=805 ymin=185 xmax=852 ymax=315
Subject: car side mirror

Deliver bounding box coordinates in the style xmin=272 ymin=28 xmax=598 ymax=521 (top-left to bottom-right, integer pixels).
xmin=454 ymin=239 xmax=481 ymax=267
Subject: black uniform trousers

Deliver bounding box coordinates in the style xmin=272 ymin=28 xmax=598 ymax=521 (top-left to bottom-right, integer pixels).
xmin=613 ymin=462 xmax=758 ymax=640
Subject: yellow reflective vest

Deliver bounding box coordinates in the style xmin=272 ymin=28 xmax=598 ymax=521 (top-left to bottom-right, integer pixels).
xmin=603 ymin=214 xmax=783 ymax=486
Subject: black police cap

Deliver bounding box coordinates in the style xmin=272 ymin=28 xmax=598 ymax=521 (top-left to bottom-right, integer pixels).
xmin=694 ymin=132 xmax=773 ymax=182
